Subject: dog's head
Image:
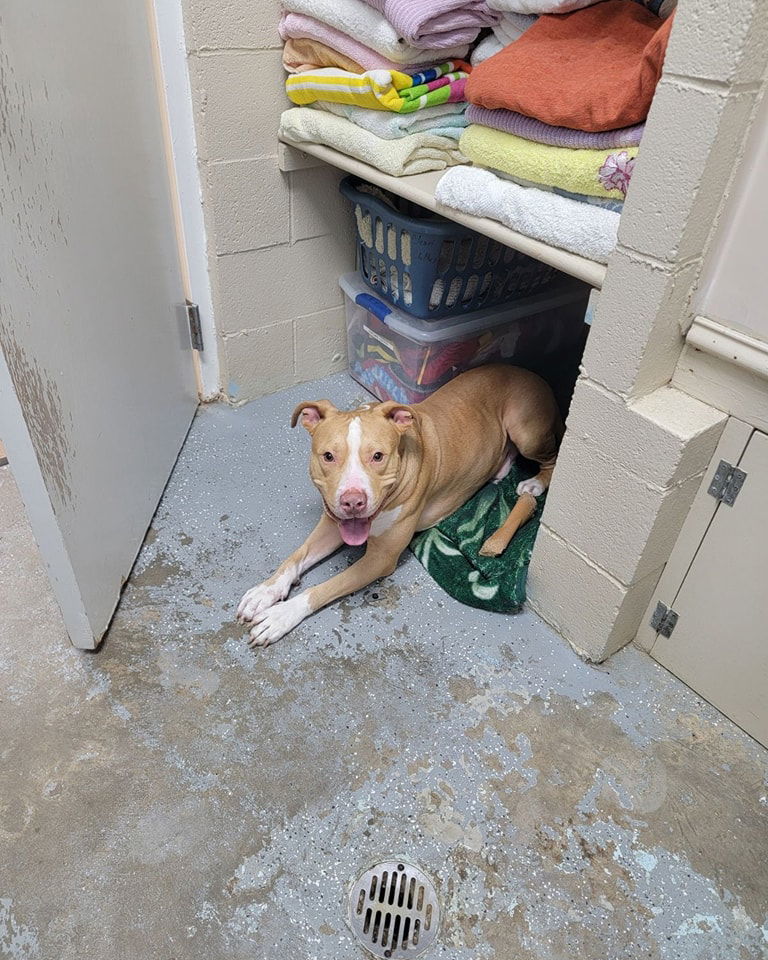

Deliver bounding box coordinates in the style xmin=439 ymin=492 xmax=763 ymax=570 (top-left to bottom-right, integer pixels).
xmin=291 ymin=399 xmax=415 ymax=545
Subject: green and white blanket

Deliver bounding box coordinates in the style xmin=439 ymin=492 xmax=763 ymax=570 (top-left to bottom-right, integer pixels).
xmin=410 ymin=464 xmax=545 ymax=614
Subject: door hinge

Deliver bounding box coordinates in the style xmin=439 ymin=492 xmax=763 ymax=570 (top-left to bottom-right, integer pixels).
xmin=707 ymin=459 xmax=746 ymax=506
xmin=650 ymin=601 xmax=678 ymax=638
xmin=185 ymin=300 xmax=204 ymax=352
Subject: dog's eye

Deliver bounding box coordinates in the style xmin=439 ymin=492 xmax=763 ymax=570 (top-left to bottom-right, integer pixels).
xmin=372 ymin=451 xmax=384 ymax=462
xmin=322 ymin=451 xmax=334 ymax=463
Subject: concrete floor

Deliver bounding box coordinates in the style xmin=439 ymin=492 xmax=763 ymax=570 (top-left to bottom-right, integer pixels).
xmin=1 ymin=372 xmax=767 ymax=960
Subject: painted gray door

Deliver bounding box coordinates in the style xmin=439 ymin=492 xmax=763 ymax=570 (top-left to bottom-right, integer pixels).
xmin=0 ymin=1 xmax=198 ymax=648
xmin=651 ymin=429 xmax=768 ymax=747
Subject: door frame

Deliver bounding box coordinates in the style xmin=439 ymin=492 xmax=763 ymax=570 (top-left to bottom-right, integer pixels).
xmin=635 ymin=416 xmax=753 ymax=652
xmin=148 ymin=0 xmax=220 ymax=400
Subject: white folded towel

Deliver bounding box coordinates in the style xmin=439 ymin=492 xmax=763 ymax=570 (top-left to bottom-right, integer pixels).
xmin=471 ymin=34 xmax=504 ymax=64
xmin=281 ymin=0 xmax=469 ymax=63
xmin=435 ymin=166 xmax=619 ymax=263
xmin=280 ymin=108 xmax=467 ymax=177
xmin=492 ymin=11 xmax=537 ymax=44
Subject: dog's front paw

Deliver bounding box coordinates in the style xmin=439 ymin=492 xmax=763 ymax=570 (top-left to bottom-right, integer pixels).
xmin=517 ymin=477 xmax=545 ymax=498
xmin=247 ymin=595 xmax=311 ymax=648
xmin=237 ymin=581 xmax=287 ymax=622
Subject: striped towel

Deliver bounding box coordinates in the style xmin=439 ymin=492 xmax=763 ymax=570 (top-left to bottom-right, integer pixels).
xmin=286 ymin=62 xmax=470 ymax=114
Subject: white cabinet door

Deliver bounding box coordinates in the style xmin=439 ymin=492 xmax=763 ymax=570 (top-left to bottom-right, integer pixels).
xmin=649 ymin=428 xmax=768 ymax=746
xmin=0 ymin=1 xmax=198 ymax=648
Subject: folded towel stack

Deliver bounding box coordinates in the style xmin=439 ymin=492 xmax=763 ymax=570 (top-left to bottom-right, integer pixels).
xmin=437 ymin=0 xmax=676 ymax=262
xmin=278 ymin=0 xmax=498 ymax=175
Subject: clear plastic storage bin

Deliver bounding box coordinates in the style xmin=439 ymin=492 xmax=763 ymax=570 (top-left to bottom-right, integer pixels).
xmin=341 ymin=272 xmax=590 ymax=404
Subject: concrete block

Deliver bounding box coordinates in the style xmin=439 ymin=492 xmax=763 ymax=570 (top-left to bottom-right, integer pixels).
xmin=628 ymin=258 xmax=703 ymax=397
xmin=188 ymin=50 xmax=287 ymax=161
xmin=582 ymin=248 xmax=698 ymax=396
xmin=619 ymin=80 xmax=756 ymax=264
xmin=294 ymin=305 xmax=348 ymax=383
xmin=676 ymin=88 xmax=759 ymax=263
xmin=223 ymin=321 xmax=295 ymax=402
xmin=215 ymin=235 xmax=354 ymax=335
xmin=735 ymin=3 xmax=768 ymax=84
xmin=542 ymin=436 xmax=704 ymax=584
xmin=663 ymin=0 xmax=768 ymax=85
xmin=528 ymin=525 xmax=663 ymax=661
xmin=206 ymin=159 xmax=290 ymax=254
xmin=184 ymin=0 xmax=282 ymax=51
xmin=603 ymin=565 xmax=665 ymax=659
xmin=290 ymin=166 xmax=353 ymax=242
xmin=564 ymin=378 xmax=726 ymax=488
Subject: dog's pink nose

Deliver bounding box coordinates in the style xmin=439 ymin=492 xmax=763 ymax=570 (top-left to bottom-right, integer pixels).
xmin=340 ymin=488 xmax=367 ymax=514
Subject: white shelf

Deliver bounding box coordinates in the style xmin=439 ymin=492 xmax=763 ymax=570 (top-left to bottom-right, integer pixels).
xmin=278 ymin=137 xmax=607 ymax=290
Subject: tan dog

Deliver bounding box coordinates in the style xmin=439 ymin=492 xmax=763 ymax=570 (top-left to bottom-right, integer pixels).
xmin=237 ymin=364 xmax=562 ymax=647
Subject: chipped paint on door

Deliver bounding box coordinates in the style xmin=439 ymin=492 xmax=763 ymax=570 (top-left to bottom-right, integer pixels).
xmin=0 ymin=1 xmax=198 ymax=648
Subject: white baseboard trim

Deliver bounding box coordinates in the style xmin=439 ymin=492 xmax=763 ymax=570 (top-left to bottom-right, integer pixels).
xmin=686 ymin=315 xmax=768 ymax=380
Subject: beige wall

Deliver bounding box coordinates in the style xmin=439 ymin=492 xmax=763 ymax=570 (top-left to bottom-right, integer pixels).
xmin=181 ymin=0 xmax=355 ymax=402
xmin=671 ymin=88 xmax=768 ymax=435
xmin=694 ymin=87 xmax=768 ymax=344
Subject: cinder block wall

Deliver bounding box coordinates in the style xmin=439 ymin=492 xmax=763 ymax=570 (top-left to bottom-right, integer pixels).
xmin=528 ymin=0 xmax=768 ymax=660
xmin=181 ymin=0 xmax=355 ymax=402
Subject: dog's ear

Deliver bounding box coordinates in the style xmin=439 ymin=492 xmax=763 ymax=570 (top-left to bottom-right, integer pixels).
xmin=377 ymin=401 xmax=415 ymax=434
xmin=291 ymin=399 xmax=338 ymax=432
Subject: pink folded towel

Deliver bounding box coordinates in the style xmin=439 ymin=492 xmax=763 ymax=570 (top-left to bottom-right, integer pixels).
xmin=361 ymin=0 xmax=498 ymax=48
xmin=279 ymin=12 xmax=469 ymax=71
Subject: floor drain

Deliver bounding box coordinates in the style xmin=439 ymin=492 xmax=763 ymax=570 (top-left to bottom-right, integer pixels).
xmin=349 ymin=861 xmax=440 ymax=958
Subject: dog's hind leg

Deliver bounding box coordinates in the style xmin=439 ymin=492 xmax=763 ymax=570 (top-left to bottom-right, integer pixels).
xmin=492 ymin=443 xmax=518 ymax=484
xmin=478 ymin=414 xmax=563 ymax=557
xmin=510 ymin=417 xmax=563 ymax=499
xmin=479 ymin=492 xmax=537 ymax=557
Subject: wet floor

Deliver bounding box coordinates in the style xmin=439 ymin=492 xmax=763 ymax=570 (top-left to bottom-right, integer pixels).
xmin=1 ymin=373 xmax=767 ymax=960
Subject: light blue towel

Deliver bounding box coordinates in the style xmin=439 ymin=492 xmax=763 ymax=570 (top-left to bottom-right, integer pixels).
xmin=313 ymin=100 xmax=468 ymax=140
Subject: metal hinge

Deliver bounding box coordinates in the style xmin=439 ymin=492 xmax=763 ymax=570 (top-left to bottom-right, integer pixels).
xmin=185 ymin=300 xmax=204 ymax=352
xmin=650 ymin=601 xmax=678 ymax=638
xmin=707 ymin=459 xmax=746 ymax=506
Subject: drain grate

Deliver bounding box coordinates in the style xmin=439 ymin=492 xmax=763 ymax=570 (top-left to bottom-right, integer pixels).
xmin=349 ymin=861 xmax=440 ymax=958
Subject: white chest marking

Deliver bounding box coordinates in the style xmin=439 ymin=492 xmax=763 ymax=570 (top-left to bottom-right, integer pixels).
xmin=370 ymin=505 xmax=403 ymax=537
xmin=337 ymin=417 xmax=373 ymax=507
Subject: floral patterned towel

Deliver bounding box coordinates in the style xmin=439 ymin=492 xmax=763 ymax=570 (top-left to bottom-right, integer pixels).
xmin=410 ymin=463 xmax=545 ymax=614
xmin=459 ymin=124 xmax=637 ymax=200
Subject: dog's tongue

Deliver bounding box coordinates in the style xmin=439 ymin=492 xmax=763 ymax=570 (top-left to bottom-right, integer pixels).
xmin=339 ymin=517 xmax=371 ymax=546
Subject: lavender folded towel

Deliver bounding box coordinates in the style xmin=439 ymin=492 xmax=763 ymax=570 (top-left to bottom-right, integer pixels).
xmin=361 ymin=0 xmax=498 ymax=48
xmin=466 ymin=105 xmax=645 ymax=150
